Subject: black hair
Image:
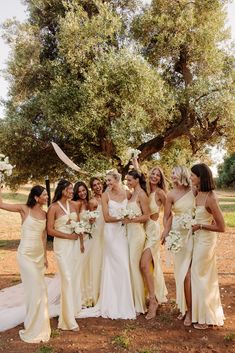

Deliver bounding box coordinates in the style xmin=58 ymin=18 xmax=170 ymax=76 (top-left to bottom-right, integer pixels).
xmin=191 ymin=163 xmax=215 ymax=191
xmin=26 ymin=185 xmax=46 ymax=208
xmin=73 ymin=181 xmax=89 ymax=201
xmin=127 ymin=169 xmax=147 ymax=193
xmin=52 ymin=179 xmax=72 ymax=203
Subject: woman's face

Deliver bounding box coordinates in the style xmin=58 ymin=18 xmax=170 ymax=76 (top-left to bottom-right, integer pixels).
xmin=77 ymin=185 xmax=87 ymax=200
xmin=149 ymin=168 xmax=161 ymax=186
xmin=106 ymin=175 xmax=117 ymax=190
xmin=62 ymin=184 xmax=74 ymax=199
xmin=171 ymin=169 xmax=179 ymax=184
xmin=125 ymin=175 xmax=138 ymax=189
xmin=36 ymin=190 xmax=48 ymax=205
xmin=190 ymin=172 xmax=200 ymax=187
xmin=92 ymin=180 xmax=103 ymax=195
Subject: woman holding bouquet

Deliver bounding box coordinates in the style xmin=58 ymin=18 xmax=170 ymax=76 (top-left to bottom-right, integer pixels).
xmin=0 ymin=185 xmax=51 ymax=343
xmin=140 ymin=167 xmax=168 ymax=319
xmin=88 ymin=177 xmax=104 ymax=305
xmin=190 ymin=163 xmax=225 ymax=329
xmin=73 ymin=181 xmax=94 ymax=307
xmin=47 ymin=179 xmax=80 ymax=331
xmin=162 ymin=166 xmax=195 ymax=326
xmin=78 ymin=169 xmax=136 ymax=319
xmin=125 ymin=170 xmax=150 ymax=315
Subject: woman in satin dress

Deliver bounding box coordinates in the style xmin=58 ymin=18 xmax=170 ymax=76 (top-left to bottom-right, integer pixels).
xmin=47 ymin=179 xmax=80 ymax=331
xmin=190 ymin=163 xmax=225 ymax=329
xmin=0 ymin=185 xmax=51 ymax=343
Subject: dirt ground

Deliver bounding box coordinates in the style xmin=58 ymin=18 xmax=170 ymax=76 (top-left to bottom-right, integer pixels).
xmin=0 ymin=210 xmax=234 ymax=353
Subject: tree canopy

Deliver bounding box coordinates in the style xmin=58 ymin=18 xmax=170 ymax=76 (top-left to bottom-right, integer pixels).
xmin=0 ymin=0 xmax=234 ymax=186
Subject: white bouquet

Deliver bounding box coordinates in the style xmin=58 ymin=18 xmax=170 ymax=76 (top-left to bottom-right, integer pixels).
xmin=0 ymin=154 xmax=14 ymax=183
xmin=118 ymin=207 xmax=141 ymax=220
xmin=127 ymin=148 xmax=141 ymax=160
xmin=82 ymin=210 xmax=100 ymax=222
xmin=165 ymin=230 xmax=182 ymax=253
xmin=176 ymin=213 xmax=197 ymax=230
xmin=68 ymin=220 xmax=93 ymax=239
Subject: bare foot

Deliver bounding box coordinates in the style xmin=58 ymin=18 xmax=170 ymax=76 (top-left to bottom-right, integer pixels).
xmin=177 ymin=313 xmax=185 ymax=320
xmin=145 ymin=300 xmax=158 ymax=320
xmin=184 ymin=312 xmax=192 ymax=327
xmin=193 ymin=323 xmax=208 ymax=330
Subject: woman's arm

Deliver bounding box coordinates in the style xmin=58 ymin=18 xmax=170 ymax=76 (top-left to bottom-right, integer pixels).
xmin=192 ymin=192 xmax=225 ymax=233
xmin=47 ymin=206 xmax=78 ymax=240
xmin=161 ymin=194 xmax=173 ymax=244
xmin=42 ymin=229 xmax=48 ymax=268
xmin=101 ymin=193 xmax=121 ymax=223
xmin=0 ymin=187 xmax=26 ymax=214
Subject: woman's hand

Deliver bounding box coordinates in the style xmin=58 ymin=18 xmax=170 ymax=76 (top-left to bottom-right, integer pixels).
xmin=192 ymin=224 xmax=201 ymax=233
xmin=69 ymin=232 xmax=79 ymax=240
xmin=89 ymin=217 xmax=96 ymax=224
xmin=44 ymin=257 xmax=48 ymax=269
xmin=122 ymin=218 xmax=132 ymax=224
xmin=161 ymin=231 xmax=168 ymax=245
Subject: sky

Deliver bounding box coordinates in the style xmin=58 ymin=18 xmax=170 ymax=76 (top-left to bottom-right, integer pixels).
xmin=0 ymin=0 xmax=234 ymax=172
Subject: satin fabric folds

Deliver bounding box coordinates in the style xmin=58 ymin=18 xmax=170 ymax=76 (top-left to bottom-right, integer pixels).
xmin=17 ymin=213 xmax=51 ymax=343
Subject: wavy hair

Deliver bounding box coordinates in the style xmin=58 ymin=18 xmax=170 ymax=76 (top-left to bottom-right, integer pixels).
xmin=172 ymin=166 xmax=191 ymax=187
xmin=73 ymin=181 xmax=89 ymax=201
xmin=148 ymin=166 xmax=167 ymax=192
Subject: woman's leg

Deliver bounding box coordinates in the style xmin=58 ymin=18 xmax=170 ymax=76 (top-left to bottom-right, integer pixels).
xmin=140 ymin=248 xmax=158 ymax=320
xmin=183 ymin=267 xmax=192 ymax=326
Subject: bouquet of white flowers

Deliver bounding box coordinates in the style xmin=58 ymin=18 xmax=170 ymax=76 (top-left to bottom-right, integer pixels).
xmin=82 ymin=210 xmax=100 ymax=222
xmin=176 ymin=213 xmax=197 ymax=230
xmin=0 ymin=154 xmax=14 ymax=183
xmin=165 ymin=230 xmax=182 ymax=253
xmin=68 ymin=220 xmax=93 ymax=239
xmin=118 ymin=207 xmax=141 ymax=220
xmin=127 ymin=148 xmax=141 ymax=161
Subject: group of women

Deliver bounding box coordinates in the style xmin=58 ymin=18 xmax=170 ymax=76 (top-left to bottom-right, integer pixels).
xmin=0 ymin=162 xmax=225 ymax=343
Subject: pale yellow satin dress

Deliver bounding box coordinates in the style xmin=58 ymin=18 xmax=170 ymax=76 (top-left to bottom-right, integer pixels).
xmin=127 ymin=201 xmax=146 ymax=314
xmin=53 ymin=203 xmax=80 ymax=330
xmin=171 ymin=190 xmax=195 ymax=316
xmin=89 ymin=203 xmax=104 ymax=305
xmin=80 ymin=210 xmax=95 ymax=307
xmin=191 ymin=205 xmax=224 ymax=326
xmin=17 ymin=210 xmax=51 ymax=343
xmin=144 ymin=193 xmax=168 ymax=303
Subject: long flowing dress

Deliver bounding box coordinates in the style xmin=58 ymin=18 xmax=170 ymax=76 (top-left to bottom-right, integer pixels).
xmin=191 ymin=203 xmax=224 ymax=326
xmin=78 ymin=196 xmax=136 ymax=319
xmin=171 ymin=190 xmax=195 ymax=316
xmin=89 ymin=203 xmax=104 ymax=305
xmin=80 ymin=210 xmax=95 ymax=307
xmin=16 ymin=210 xmax=51 ymax=343
xmin=144 ymin=192 xmax=168 ymax=303
xmin=127 ymin=200 xmax=146 ymax=314
xmin=53 ymin=201 xmax=80 ymax=330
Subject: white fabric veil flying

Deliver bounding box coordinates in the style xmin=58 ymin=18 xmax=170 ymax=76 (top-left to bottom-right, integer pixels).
xmin=0 ymin=276 xmax=61 ymax=331
xmin=51 ymin=142 xmax=88 ymax=175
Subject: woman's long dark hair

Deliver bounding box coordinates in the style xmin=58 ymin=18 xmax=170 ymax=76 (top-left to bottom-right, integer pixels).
xmin=191 ymin=163 xmax=215 ymax=192
xmin=52 ymin=179 xmax=72 ymax=203
xmin=127 ymin=169 xmax=147 ymax=193
xmin=73 ymin=181 xmax=89 ymax=202
xmin=26 ymin=185 xmax=46 ymax=208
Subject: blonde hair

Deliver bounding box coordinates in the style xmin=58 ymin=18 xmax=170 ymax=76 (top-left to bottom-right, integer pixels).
xmin=148 ymin=166 xmax=167 ymax=193
xmin=172 ymin=166 xmax=191 ymax=187
xmin=106 ymin=169 xmax=122 ymax=183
